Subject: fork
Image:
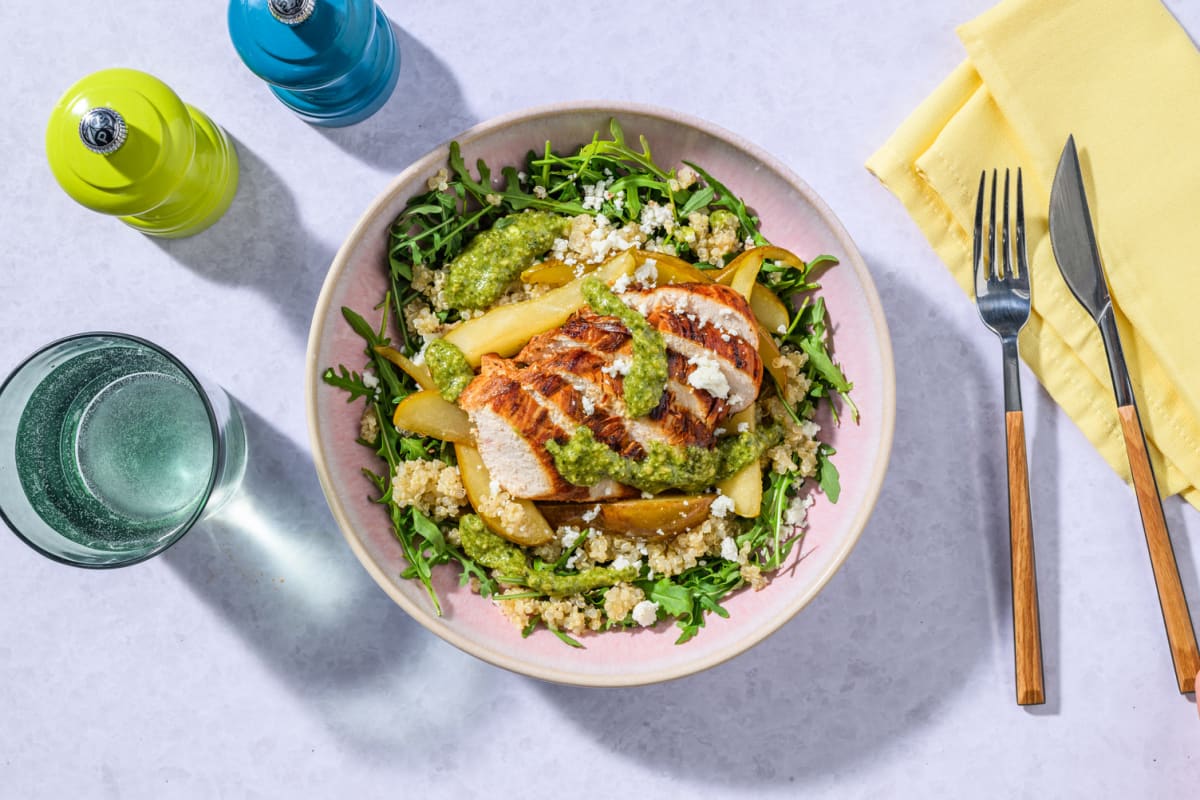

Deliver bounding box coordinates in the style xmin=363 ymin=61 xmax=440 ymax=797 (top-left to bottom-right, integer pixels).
xmin=974 ymin=169 xmax=1045 ymax=706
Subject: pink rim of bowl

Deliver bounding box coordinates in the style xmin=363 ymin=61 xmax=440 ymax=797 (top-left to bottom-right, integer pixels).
xmin=305 ymin=101 xmax=896 ymax=687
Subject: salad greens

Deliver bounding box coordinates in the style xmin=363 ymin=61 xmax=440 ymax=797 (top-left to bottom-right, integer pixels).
xmin=324 ymin=120 xmax=853 ymax=644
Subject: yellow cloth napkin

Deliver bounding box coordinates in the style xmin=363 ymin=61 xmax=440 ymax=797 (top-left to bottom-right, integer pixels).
xmin=867 ymin=0 xmax=1200 ymax=511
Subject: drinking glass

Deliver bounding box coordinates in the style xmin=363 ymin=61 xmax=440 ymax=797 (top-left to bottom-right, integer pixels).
xmin=0 ymin=333 xmax=247 ymax=567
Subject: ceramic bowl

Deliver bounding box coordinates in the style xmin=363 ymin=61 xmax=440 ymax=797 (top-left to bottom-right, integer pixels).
xmin=306 ymin=102 xmax=895 ymax=686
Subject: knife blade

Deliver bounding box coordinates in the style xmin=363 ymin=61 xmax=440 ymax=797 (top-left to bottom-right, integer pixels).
xmin=1048 ymin=135 xmax=1200 ymax=694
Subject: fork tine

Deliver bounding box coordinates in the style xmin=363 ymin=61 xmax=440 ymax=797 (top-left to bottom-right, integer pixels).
xmin=973 ymin=171 xmax=987 ymax=298
xmin=988 ymin=169 xmax=998 ymax=284
xmin=1002 ymin=169 xmax=1012 ymax=279
xmin=1015 ymin=168 xmax=1029 ymax=288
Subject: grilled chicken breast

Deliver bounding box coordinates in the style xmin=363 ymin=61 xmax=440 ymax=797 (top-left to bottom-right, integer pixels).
xmin=458 ymin=282 xmax=763 ymax=500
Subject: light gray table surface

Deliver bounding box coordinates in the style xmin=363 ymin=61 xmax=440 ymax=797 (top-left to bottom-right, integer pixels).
xmin=3 ymin=2 xmax=1198 ymax=797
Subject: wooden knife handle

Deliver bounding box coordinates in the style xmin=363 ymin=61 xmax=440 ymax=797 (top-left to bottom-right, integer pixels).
xmin=1006 ymin=410 xmax=1045 ymax=705
xmin=1117 ymin=404 xmax=1200 ymax=694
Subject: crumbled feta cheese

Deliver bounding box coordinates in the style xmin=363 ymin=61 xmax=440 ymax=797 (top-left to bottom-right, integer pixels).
xmin=587 ymin=214 xmax=636 ymax=262
xmin=581 ymin=394 xmax=596 ymax=416
xmin=633 ymin=258 xmax=658 ymax=286
xmin=686 ymin=354 xmax=730 ymax=398
xmin=736 ymin=422 xmax=750 ymax=434
xmin=611 ymin=273 xmax=632 ymax=294
xmin=361 ymin=370 xmax=379 ymax=389
xmin=711 ymin=495 xmax=736 ymax=519
xmin=581 ymin=504 xmax=601 ymax=523
xmin=777 ymin=324 xmax=788 ymax=334
xmin=720 ymin=536 xmax=739 ymax=562
xmin=639 ymin=201 xmax=674 ymax=235
xmin=611 ymin=554 xmax=632 ymax=571
xmin=602 ymin=356 xmax=633 ymax=377
xmin=581 ymin=180 xmax=608 ymax=211
xmin=533 ymin=185 xmax=548 ymax=199
xmin=631 ymin=600 xmax=659 ymax=627
xmin=488 ymin=478 xmax=501 ymax=495
xmin=785 ymin=494 xmax=815 ymax=528
xmin=642 ymin=492 xmax=654 ymax=499
xmin=561 ymin=526 xmax=583 ymax=548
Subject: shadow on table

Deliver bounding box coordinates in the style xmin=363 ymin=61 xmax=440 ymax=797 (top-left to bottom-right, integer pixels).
xmin=163 ymin=403 xmax=496 ymax=752
xmin=315 ymin=22 xmax=478 ymax=173
xmin=152 ymin=141 xmax=335 ymax=345
xmin=535 ymin=263 xmax=1007 ymax=785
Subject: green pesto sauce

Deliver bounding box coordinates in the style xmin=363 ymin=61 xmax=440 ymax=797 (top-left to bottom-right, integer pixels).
xmin=443 ymin=211 xmax=568 ymax=309
xmin=546 ymin=424 xmax=782 ymax=495
xmin=425 ymin=338 xmax=474 ymax=401
xmin=459 ymin=514 xmax=526 ymax=575
xmin=580 ymin=278 xmax=667 ymax=418
xmin=458 ymin=514 xmax=637 ymax=596
xmin=526 ymin=565 xmax=638 ymax=596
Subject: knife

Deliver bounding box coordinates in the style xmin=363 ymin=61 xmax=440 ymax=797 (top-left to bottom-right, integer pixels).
xmin=1049 ymin=135 xmax=1200 ymax=694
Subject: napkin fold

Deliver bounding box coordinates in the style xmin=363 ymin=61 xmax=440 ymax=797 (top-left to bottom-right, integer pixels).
xmin=868 ymin=0 xmax=1200 ymax=511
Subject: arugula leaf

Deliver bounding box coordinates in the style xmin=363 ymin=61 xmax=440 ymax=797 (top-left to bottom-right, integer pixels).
xmin=648 ymin=580 xmax=693 ymax=616
xmin=321 ymin=366 xmax=373 ymax=403
xmin=449 ymin=141 xmax=586 ymax=216
xmin=818 ymin=447 xmax=841 ymax=503
xmin=797 ymin=337 xmax=852 ymax=393
xmin=411 ymin=507 xmax=446 ymax=551
xmin=678 ymin=185 xmax=715 ymax=217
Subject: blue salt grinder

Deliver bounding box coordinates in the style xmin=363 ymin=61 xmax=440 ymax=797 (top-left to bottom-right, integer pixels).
xmin=228 ymin=0 xmax=399 ymax=127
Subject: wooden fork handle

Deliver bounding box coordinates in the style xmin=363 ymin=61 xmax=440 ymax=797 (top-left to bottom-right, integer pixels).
xmin=1006 ymin=410 xmax=1045 ymax=705
xmin=1117 ymin=405 xmax=1200 ymax=694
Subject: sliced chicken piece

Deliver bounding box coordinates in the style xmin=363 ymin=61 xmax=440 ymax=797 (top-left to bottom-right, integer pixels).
xmin=644 ymin=309 xmax=762 ymax=412
xmin=664 ymin=349 xmax=728 ymax=427
xmin=516 ymin=312 xmax=629 ymax=364
xmin=518 ymin=367 xmax=644 ymax=458
xmin=523 ymin=348 xmax=717 ymax=452
xmin=458 ymin=359 xmax=631 ymax=501
xmin=624 ymin=282 xmax=762 ymax=411
xmin=622 ymin=283 xmax=758 ymax=344
xmin=519 ymin=311 xmax=729 ymax=429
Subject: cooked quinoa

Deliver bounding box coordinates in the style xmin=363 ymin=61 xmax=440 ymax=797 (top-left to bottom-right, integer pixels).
xmin=391 ymin=458 xmax=468 ymax=521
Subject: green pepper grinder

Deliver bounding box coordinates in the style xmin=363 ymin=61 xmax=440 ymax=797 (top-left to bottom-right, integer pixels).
xmin=46 ymin=69 xmax=239 ymax=238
